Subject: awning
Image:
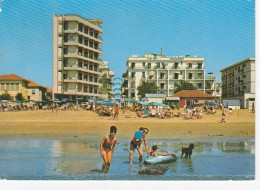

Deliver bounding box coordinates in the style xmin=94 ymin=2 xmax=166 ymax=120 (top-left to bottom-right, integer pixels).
xmin=165 ymin=97 xmax=180 ymax=100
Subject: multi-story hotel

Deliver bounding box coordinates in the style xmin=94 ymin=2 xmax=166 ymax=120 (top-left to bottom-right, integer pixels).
xmin=53 ymin=14 xmax=104 ymax=101
xmin=220 ymin=58 xmax=255 ymax=109
xmin=121 ymin=52 xmax=216 ymax=99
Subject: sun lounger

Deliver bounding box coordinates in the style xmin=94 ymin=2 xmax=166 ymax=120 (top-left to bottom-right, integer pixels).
xmin=142 ymin=110 xmax=149 ymax=118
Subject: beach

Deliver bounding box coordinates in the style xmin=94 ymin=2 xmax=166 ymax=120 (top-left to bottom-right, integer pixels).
xmin=0 ymin=109 xmax=255 ymax=141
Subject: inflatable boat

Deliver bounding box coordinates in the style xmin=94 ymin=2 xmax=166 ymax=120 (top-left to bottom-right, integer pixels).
xmin=144 ymin=154 xmax=177 ymax=165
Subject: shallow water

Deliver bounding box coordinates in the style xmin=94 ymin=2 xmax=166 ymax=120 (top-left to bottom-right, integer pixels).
xmin=0 ymin=138 xmax=255 ymax=180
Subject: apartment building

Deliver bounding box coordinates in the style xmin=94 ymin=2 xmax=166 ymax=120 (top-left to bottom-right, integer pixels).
xmin=220 ymin=58 xmax=255 ymax=109
xmin=98 ymin=61 xmax=113 ymax=99
xmin=121 ymin=53 xmax=216 ymax=99
xmin=53 ymin=14 xmax=104 ymax=101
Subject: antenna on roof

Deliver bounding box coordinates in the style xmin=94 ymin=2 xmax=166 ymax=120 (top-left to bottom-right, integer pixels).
xmin=160 ymin=48 xmax=163 ymax=56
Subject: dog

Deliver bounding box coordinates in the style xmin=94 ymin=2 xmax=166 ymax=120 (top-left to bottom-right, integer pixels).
xmin=181 ymin=143 xmax=194 ymax=159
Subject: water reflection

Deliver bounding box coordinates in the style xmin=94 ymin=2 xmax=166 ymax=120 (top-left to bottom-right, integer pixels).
xmin=0 ymin=138 xmax=255 ymax=180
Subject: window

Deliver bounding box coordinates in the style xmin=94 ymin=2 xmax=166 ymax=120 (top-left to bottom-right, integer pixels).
xmin=189 ymin=73 xmax=193 ymax=79
xmin=142 ymin=62 xmax=145 ymax=67
xmin=188 ymin=63 xmax=192 ymax=68
xmin=243 ymin=75 xmax=246 ymax=78
xmin=243 ymin=86 xmax=246 ymax=89
xmin=6 ymin=83 xmax=10 ymax=90
xmin=32 ymin=90 xmax=35 ymax=95
xmin=160 ymin=73 xmax=165 ymax=79
xmin=11 ymin=83 xmax=15 ymax=90
xmin=198 ymin=83 xmax=202 ymax=88
xmin=160 ymin=83 xmax=165 ymax=89
xmin=148 ymin=63 xmax=151 ymax=69
xmin=175 ymin=73 xmax=179 ymax=79
xmin=142 ymin=72 xmax=145 ymax=78
xmin=131 ymin=63 xmax=135 ymax=69
xmin=1 ymin=83 xmax=5 ymax=90
xmin=243 ymin=64 xmax=246 ymax=67
xmin=197 ymin=63 xmax=202 ymax=69
xmin=174 ymin=62 xmax=179 ymax=69
xmin=131 ymin=93 xmax=135 ymax=98
xmin=131 ymin=72 xmax=135 ymax=79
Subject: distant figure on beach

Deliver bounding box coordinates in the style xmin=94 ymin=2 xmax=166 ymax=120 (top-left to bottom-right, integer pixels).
xmin=115 ymin=105 xmax=119 ymax=120
xmin=220 ymin=105 xmax=227 ymax=123
xmin=129 ymin=127 xmax=150 ymax=165
xmin=100 ymin=126 xmax=117 ymax=173
xmin=150 ymin=145 xmax=170 ymax=157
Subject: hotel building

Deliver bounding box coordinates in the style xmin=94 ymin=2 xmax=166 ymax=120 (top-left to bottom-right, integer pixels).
xmin=53 ymin=14 xmax=104 ymax=101
xmin=121 ymin=53 xmax=217 ymax=99
xmin=220 ymin=58 xmax=255 ymax=109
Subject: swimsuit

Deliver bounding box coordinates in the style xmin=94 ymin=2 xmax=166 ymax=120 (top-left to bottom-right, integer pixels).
xmin=102 ymin=140 xmax=115 ymax=152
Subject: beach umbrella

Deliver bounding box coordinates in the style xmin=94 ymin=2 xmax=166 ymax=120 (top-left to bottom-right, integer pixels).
xmin=205 ymin=101 xmax=215 ymax=106
xmin=125 ymin=99 xmax=133 ymax=102
xmin=148 ymin=102 xmax=158 ymax=106
xmin=88 ymin=98 xmax=96 ymax=102
xmin=156 ymin=103 xmax=166 ymax=106
xmin=101 ymin=98 xmax=109 ymax=102
xmin=76 ymin=97 xmax=83 ymax=100
xmin=54 ymin=98 xmax=59 ymax=101
xmin=95 ymin=100 xmax=103 ymax=103
xmin=101 ymin=102 xmax=114 ymax=106
xmin=140 ymin=102 xmax=149 ymax=106
xmin=54 ymin=101 xmax=61 ymax=103
xmin=62 ymin=98 xmax=69 ymax=100
xmin=141 ymin=98 xmax=149 ymax=102
xmin=14 ymin=101 xmax=23 ymax=103
xmin=38 ymin=100 xmax=47 ymax=103
xmin=0 ymin=100 xmax=8 ymax=103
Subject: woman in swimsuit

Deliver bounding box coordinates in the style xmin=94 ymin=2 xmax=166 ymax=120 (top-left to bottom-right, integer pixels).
xmin=100 ymin=126 xmax=117 ymax=173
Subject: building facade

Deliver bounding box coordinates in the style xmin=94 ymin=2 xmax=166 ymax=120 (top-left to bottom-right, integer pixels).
xmin=98 ymin=61 xmax=113 ymax=99
xmin=122 ymin=53 xmax=217 ymax=99
xmin=220 ymin=58 xmax=255 ymax=109
xmin=53 ymin=14 xmax=104 ymax=101
xmin=0 ymin=74 xmax=49 ymax=101
xmin=0 ymin=74 xmax=29 ymax=100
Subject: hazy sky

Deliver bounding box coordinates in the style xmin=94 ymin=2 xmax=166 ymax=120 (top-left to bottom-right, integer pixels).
xmin=0 ymin=0 xmax=255 ymax=89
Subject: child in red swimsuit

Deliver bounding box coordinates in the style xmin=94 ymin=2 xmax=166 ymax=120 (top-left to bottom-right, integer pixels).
xmin=100 ymin=126 xmax=117 ymax=173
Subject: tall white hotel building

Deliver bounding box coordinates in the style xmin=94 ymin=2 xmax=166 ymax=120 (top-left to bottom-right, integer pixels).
xmin=122 ymin=52 xmax=217 ymax=99
xmin=53 ymin=14 xmax=104 ymax=101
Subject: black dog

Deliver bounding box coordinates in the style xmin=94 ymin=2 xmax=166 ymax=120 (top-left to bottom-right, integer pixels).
xmin=181 ymin=143 xmax=194 ymax=159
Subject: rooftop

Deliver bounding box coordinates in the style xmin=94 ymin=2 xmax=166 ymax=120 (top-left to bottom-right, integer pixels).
xmin=220 ymin=58 xmax=255 ymax=72
xmin=170 ymin=90 xmax=214 ymax=98
xmin=0 ymin=74 xmax=29 ymax=82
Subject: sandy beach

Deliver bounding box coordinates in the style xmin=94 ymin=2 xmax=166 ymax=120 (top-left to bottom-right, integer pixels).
xmin=0 ymin=109 xmax=255 ymax=141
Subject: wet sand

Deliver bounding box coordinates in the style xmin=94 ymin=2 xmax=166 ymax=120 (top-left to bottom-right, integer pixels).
xmin=0 ymin=109 xmax=255 ymax=141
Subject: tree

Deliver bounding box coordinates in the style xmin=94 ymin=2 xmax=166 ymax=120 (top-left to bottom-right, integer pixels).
xmin=0 ymin=90 xmax=12 ymax=100
xmin=174 ymin=81 xmax=197 ymax=94
xmin=15 ymin=93 xmax=24 ymax=101
xmin=137 ymin=81 xmax=158 ymax=100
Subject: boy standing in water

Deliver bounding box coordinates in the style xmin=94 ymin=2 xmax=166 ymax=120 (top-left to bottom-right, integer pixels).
xmin=129 ymin=127 xmax=150 ymax=165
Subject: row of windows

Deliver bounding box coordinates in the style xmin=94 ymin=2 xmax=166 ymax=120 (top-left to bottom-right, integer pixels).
xmin=0 ymin=83 xmax=19 ymax=91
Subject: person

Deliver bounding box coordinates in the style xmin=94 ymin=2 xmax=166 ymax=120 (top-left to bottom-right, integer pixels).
xmin=100 ymin=126 xmax=117 ymax=173
xmin=115 ymin=105 xmax=119 ymax=120
xmin=220 ymin=105 xmax=227 ymax=123
xmin=150 ymin=145 xmax=170 ymax=157
xmin=129 ymin=127 xmax=150 ymax=165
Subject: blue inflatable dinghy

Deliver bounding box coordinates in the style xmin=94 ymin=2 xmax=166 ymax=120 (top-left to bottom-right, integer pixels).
xmin=144 ymin=154 xmax=177 ymax=165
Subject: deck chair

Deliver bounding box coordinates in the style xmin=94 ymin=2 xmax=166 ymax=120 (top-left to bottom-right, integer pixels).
xmin=142 ymin=110 xmax=149 ymax=118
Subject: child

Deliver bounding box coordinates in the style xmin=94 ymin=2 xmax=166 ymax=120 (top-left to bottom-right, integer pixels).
xmin=150 ymin=145 xmax=170 ymax=157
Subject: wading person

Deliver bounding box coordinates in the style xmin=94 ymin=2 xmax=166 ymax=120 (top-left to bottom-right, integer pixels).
xmin=129 ymin=127 xmax=150 ymax=165
xmin=100 ymin=126 xmax=117 ymax=173
xmin=220 ymin=105 xmax=227 ymax=123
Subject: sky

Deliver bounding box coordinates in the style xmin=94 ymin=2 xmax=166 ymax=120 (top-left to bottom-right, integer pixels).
xmin=0 ymin=0 xmax=255 ymax=89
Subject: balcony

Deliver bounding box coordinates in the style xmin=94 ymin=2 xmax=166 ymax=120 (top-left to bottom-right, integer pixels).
xmin=205 ymin=76 xmax=216 ymax=80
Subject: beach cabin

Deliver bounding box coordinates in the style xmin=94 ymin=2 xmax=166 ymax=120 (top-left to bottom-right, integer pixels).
xmin=169 ymin=90 xmax=215 ymax=108
xmin=145 ymin=94 xmax=165 ymax=103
